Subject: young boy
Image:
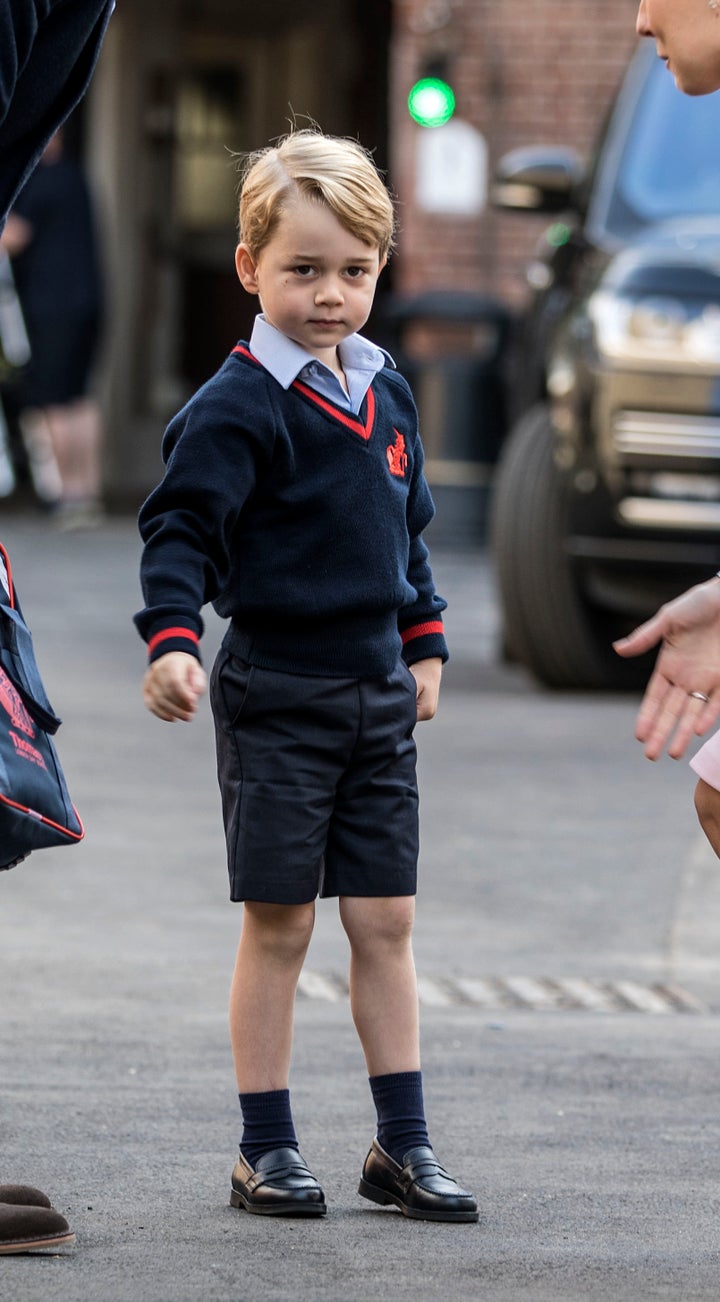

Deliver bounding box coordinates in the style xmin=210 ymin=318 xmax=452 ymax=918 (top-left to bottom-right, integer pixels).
xmin=135 ymin=129 xmax=478 ymax=1224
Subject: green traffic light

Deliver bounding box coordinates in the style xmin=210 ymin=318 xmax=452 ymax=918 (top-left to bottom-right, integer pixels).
xmin=407 ymin=77 xmax=456 ymax=128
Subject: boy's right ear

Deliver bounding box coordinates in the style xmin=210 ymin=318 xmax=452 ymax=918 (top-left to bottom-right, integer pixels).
xmin=235 ymin=243 xmax=259 ymax=295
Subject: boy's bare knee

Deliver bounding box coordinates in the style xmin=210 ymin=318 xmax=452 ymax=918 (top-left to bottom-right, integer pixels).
xmin=380 ymin=898 xmax=415 ymax=943
xmin=243 ymin=900 xmax=315 ymax=962
xmin=340 ymin=895 xmax=415 ymax=952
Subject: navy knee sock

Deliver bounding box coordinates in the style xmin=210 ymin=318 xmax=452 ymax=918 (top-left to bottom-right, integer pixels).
xmin=369 ymin=1071 xmax=430 ymax=1165
xmin=238 ymin=1089 xmax=298 ymax=1166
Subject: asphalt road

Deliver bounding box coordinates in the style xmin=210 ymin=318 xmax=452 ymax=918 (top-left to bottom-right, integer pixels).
xmin=2 ymin=513 xmax=720 ymax=1301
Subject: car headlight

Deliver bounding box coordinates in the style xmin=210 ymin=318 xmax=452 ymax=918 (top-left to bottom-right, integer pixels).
xmin=588 ymin=291 xmax=720 ymax=366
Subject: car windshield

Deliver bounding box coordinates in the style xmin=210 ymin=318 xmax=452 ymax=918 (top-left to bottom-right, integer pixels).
xmin=605 ymin=59 xmax=720 ymax=236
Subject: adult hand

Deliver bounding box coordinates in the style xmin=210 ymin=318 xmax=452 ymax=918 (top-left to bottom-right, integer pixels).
xmin=613 ymin=577 xmax=720 ymax=759
xmin=408 ymin=656 xmax=443 ymax=721
xmin=142 ymin=651 xmax=207 ymax=722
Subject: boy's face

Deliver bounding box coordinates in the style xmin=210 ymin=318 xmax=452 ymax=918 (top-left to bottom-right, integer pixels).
xmin=236 ymin=194 xmax=385 ymax=368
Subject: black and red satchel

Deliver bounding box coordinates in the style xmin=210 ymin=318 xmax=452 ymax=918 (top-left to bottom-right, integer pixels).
xmin=0 ymin=542 xmax=84 ymax=870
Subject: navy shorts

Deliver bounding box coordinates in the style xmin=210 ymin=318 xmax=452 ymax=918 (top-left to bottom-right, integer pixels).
xmin=209 ymin=651 xmax=420 ymax=904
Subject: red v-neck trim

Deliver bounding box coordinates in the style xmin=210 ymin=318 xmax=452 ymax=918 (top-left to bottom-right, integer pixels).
xmin=292 ymin=380 xmax=375 ymax=442
xmin=232 ymin=344 xmax=376 ymax=442
xmin=233 ymin=344 xmax=261 ymax=368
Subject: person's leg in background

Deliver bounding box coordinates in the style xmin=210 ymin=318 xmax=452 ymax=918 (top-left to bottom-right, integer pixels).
xmin=44 ymin=396 xmax=103 ymax=523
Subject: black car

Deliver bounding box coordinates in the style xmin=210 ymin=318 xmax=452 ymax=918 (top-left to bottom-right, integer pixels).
xmin=490 ymin=40 xmax=720 ymax=689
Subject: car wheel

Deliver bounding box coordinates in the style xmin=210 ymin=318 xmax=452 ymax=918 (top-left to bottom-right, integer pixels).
xmin=490 ymin=404 xmax=651 ymax=690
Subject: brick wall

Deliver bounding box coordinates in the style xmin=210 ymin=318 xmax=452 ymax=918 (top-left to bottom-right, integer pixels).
xmin=389 ymin=0 xmax=640 ymax=307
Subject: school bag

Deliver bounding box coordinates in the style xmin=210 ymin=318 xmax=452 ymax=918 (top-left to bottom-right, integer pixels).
xmin=0 ymin=541 xmax=84 ymax=869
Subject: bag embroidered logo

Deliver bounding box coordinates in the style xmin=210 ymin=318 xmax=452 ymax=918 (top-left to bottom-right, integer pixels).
xmin=0 ymin=665 xmax=36 ymax=738
xmin=386 ymin=429 xmax=408 ymax=478
xmin=9 ymin=728 xmax=48 ymax=771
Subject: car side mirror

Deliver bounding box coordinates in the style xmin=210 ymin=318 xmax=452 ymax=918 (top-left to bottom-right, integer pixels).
xmin=491 ymin=146 xmax=585 ymax=214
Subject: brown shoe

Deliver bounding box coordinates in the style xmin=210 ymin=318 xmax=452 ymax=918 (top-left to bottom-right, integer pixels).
xmin=0 ymin=1201 xmax=75 ymax=1253
xmin=358 ymin=1139 xmax=479 ymax=1222
xmin=0 ymin=1185 xmax=52 ymax=1208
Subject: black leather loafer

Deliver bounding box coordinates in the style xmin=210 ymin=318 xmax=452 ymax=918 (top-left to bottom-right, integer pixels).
xmin=358 ymin=1139 xmax=479 ymax=1222
xmin=230 ymin=1147 xmax=327 ymax=1217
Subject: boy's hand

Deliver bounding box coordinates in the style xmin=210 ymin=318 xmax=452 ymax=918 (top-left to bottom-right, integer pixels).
xmin=408 ymin=657 xmax=443 ymax=721
xmin=143 ymin=651 xmax=207 ymax=722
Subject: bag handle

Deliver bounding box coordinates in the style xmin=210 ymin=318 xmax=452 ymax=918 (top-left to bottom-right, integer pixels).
xmin=0 ymin=542 xmax=14 ymax=608
xmin=0 ymin=541 xmax=62 ymax=733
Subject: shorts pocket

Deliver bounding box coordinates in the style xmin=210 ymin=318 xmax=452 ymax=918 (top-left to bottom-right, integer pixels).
xmin=399 ymin=658 xmax=419 ymax=696
xmin=211 ymin=650 xmax=256 ymax=730
xmin=397 ymin=659 xmax=419 ymax=728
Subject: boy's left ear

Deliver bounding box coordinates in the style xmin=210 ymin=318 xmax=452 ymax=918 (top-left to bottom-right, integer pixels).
xmin=236 ymin=243 xmax=259 ymax=294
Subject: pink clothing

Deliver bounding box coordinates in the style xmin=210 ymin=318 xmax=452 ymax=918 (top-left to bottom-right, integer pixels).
xmin=690 ymin=729 xmax=720 ymax=791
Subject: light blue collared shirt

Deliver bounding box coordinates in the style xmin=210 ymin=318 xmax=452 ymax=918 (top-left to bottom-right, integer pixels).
xmin=248 ymin=315 xmax=394 ymax=415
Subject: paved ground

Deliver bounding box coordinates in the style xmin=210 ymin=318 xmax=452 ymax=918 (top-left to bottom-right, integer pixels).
xmin=2 ymin=513 xmax=720 ymax=1300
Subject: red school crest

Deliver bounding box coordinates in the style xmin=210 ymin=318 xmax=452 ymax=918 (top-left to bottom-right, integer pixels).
xmin=386 ymin=429 xmax=408 ymax=478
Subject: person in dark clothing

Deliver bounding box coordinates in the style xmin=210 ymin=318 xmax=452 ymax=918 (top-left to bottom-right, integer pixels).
xmin=3 ymin=128 xmax=104 ymax=520
xmin=136 ymin=129 xmax=479 ymax=1224
xmin=0 ymin=0 xmax=114 ymax=230
xmin=0 ymin=0 xmax=113 ymax=1254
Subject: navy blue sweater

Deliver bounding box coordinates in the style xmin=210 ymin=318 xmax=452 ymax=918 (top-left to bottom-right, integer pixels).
xmin=135 ymin=344 xmax=448 ymax=678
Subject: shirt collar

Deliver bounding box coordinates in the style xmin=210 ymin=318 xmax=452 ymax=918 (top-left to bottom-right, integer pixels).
xmin=248 ymin=315 xmax=394 ymax=390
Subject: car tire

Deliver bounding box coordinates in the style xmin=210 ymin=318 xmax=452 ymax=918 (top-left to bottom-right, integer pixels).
xmin=490 ymin=403 xmax=651 ymax=690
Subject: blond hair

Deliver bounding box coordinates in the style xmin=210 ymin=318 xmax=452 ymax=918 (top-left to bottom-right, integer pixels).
xmin=238 ymin=129 xmax=396 ymax=261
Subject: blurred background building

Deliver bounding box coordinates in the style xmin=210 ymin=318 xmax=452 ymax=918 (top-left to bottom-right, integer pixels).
xmin=58 ymin=0 xmax=638 ymax=505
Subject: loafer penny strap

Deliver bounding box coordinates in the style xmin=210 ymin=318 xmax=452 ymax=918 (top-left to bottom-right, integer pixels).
xmin=402 ymin=1154 xmax=450 ymax=1188
xmin=246 ymin=1153 xmax=316 ymax=1192
xmin=396 ymin=1147 xmax=471 ymax=1197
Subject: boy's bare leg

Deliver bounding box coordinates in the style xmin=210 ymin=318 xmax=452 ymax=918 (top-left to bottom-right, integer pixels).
xmin=227 ymin=899 xmax=327 ymax=1215
xmin=694 ymin=779 xmax=720 ymax=858
xmin=229 ymin=900 xmax=316 ymax=1092
xmin=341 ymin=894 xmax=479 ymax=1221
xmin=339 ymin=895 xmax=420 ymax=1074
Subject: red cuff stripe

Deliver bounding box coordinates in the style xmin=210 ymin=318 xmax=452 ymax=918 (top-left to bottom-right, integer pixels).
xmin=148 ymin=627 xmax=200 ymax=654
xmin=400 ymin=620 xmax=444 ymax=645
